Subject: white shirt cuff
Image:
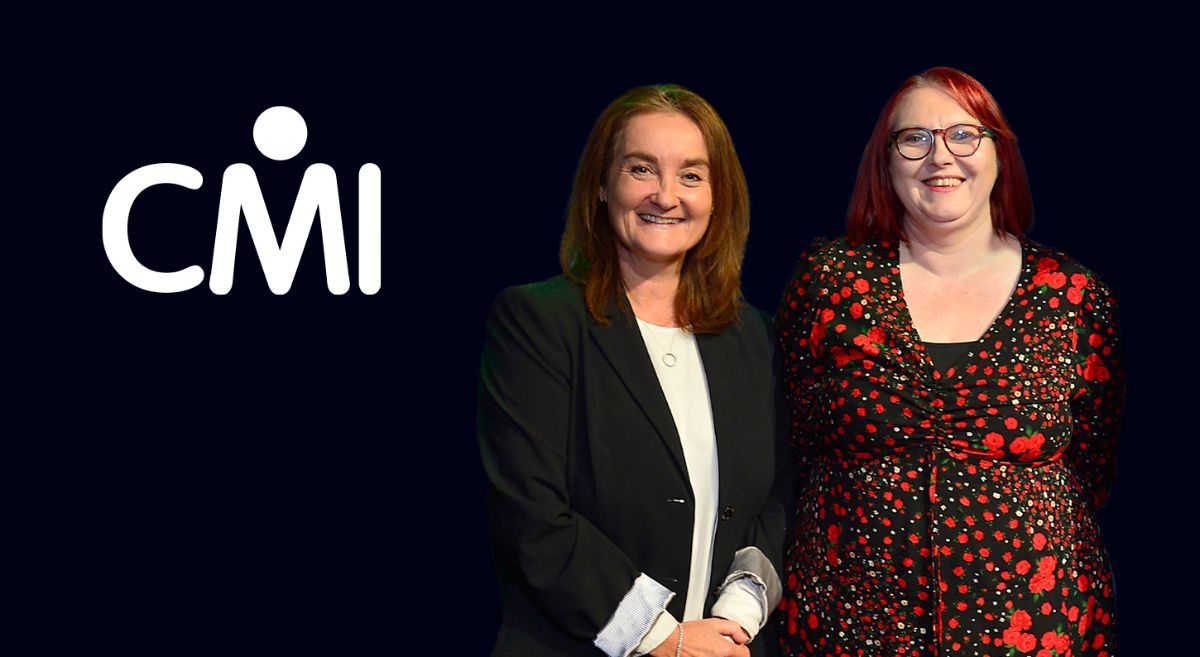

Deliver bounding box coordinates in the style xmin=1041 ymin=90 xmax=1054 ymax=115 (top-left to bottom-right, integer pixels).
xmin=594 ymin=573 xmax=676 ymax=657
xmin=635 ymin=611 xmax=680 ymax=656
xmin=710 ymin=577 xmax=766 ymax=641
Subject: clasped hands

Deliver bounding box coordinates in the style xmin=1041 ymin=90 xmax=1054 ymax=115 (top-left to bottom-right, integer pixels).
xmin=649 ymin=618 xmax=751 ymax=657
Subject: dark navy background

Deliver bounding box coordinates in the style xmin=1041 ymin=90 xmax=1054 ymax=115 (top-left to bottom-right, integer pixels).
xmin=25 ymin=12 xmax=1184 ymax=654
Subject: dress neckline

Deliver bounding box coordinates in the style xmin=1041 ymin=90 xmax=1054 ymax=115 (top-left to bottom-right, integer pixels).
xmin=891 ymin=237 xmax=1033 ymax=382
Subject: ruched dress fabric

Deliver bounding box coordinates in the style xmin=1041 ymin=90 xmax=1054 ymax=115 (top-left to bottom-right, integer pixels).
xmin=775 ymin=238 xmax=1123 ymax=657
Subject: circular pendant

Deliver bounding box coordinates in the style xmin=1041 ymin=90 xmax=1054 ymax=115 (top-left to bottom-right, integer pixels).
xmin=662 ymin=352 xmax=678 ymax=367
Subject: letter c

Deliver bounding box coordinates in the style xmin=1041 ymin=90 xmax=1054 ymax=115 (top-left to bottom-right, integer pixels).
xmin=102 ymin=163 xmax=205 ymax=293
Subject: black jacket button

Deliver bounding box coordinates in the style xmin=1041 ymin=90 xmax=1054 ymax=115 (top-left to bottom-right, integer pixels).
xmin=720 ymin=505 xmax=735 ymax=520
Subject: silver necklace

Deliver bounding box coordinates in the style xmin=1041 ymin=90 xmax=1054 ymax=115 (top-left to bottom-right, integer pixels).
xmin=640 ymin=321 xmax=680 ymax=367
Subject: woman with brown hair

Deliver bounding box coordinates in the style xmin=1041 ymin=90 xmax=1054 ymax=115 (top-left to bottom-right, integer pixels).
xmin=479 ymin=84 xmax=791 ymax=657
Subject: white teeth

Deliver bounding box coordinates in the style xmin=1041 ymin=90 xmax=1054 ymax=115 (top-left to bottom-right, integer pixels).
xmin=639 ymin=214 xmax=683 ymax=224
xmin=925 ymin=178 xmax=963 ymax=187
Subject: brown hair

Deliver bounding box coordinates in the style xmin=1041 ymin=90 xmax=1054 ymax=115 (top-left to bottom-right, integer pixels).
xmin=559 ymin=84 xmax=750 ymax=334
xmin=847 ymin=67 xmax=1033 ymax=242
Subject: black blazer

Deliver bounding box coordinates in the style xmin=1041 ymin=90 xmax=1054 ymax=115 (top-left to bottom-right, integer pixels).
xmin=478 ymin=276 xmax=791 ymax=656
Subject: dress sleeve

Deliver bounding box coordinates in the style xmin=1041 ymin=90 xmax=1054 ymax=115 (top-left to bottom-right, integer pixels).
xmin=1067 ymin=273 xmax=1125 ymax=511
xmin=477 ymin=285 xmax=644 ymax=647
xmin=774 ymin=238 xmax=830 ymax=488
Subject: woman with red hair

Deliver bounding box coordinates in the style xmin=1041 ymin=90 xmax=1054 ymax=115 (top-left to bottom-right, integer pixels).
xmin=775 ymin=68 xmax=1123 ymax=655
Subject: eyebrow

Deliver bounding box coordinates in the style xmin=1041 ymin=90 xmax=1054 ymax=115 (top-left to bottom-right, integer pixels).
xmin=621 ymin=151 xmax=710 ymax=168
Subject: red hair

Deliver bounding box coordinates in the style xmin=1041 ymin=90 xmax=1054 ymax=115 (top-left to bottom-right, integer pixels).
xmin=847 ymin=67 xmax=1033 ymax=243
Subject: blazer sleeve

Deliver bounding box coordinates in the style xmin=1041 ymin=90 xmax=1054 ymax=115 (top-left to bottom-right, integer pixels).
xmin=477 ymin=285 xmax=642 ymax=640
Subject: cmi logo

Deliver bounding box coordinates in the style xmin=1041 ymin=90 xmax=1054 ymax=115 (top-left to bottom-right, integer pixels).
xmin=103 ymin=106 xmax=380 ymax=295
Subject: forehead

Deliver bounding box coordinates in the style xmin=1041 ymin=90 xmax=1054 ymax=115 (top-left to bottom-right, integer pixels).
xmin=891 ymin=86 xmax=979 ymax=128
xmin=615 ymin=111 xmax=708 ymax=159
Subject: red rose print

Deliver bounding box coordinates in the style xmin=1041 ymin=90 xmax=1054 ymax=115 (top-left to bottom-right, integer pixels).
xmin=775 ymin=238 xmax=1121 ymax=655
xmin=1030 ymin=570 xmax=1056 ymax=594
xmin=1084 ymin=353 xmax=1110 ymax=382
xmin=809 ymin=321 xmax=826 ymax=354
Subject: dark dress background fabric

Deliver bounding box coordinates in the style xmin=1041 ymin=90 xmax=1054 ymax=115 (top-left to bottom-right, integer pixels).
xmin=775 ymin=237 xmax=1122 ymax=656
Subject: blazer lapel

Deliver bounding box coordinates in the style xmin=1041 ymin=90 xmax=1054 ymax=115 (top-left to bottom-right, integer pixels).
xmin=588 ymin=303 xmax=689 ymax=481
xmin=696 ymin=324 xmax=744 ymax=503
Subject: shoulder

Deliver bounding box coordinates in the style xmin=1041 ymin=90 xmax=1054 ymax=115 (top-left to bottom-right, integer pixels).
xmin=1020 ymin=238 xmax=1120 ymax=320
xmin=786 ymin=236 xmax=895 ymax=277
xmin=734 ymin=301 xmax=774 ymax=342
xmin=490 ymin=275 xmax=586 ymax=319
xmin=1021 ymin=239 xmax=1119 ymax=298
xmin=712 ymin=301 xmax=777 ymax=365
xmin=781 ymin=235 xmax=897 ymax=298
xmin=486 ymin=275 xmax=590 ymax=340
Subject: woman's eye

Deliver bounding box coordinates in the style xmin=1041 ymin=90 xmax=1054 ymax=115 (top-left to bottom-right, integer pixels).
xmin=628 ymin=165 xmax=653 ymax=176
xmin=948 ymin=127 xmax=978 ymax=143
xmin=901 ymin=132 xmax=929 ymax=145
xmin=682 ymin=172 xmax=704 ymax=183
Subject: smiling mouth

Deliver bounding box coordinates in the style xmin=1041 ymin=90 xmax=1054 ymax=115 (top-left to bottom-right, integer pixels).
xmin=639 ymin=213 xmax=684 ymax=225
xmin=923 ymin=177 xmax=963 ymax=188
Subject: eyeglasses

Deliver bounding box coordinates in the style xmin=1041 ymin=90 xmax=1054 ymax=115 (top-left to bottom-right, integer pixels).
xmin=889 ymin=123 xmax=995 ymax=160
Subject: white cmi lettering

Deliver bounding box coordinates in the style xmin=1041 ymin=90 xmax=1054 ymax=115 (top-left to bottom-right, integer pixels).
xmin=102 ymin=106 xmax=381 ymax=294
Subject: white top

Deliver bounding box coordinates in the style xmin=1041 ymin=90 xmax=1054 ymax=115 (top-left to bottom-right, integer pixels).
xmin=636 ymin=318 xmax=719 ymax=621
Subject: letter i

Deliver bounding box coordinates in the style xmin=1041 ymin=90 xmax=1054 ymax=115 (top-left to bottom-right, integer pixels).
xmin=359 ymin=164 xmax=381 ymax=294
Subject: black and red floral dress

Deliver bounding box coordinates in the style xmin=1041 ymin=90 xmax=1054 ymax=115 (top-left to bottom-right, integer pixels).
xmin=775 ymin=237 xmax=1124 ymax=657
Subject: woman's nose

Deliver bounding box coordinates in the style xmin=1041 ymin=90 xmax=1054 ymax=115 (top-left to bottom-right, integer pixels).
xmin=650 ymin=177 xmax=680 ymax=209
xmin=928 ymin=133 xmax=955 ymax=166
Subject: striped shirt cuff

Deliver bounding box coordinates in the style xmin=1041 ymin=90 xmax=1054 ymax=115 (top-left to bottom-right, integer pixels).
xmin=594 ymin=573 xmax=675 ymax=657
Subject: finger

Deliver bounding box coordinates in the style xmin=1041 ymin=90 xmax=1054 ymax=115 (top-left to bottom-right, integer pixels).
xmin=712 ymin=619 xmax=750 ymax=645
xmin=727 ymin=643 xmax=750 ymax=657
